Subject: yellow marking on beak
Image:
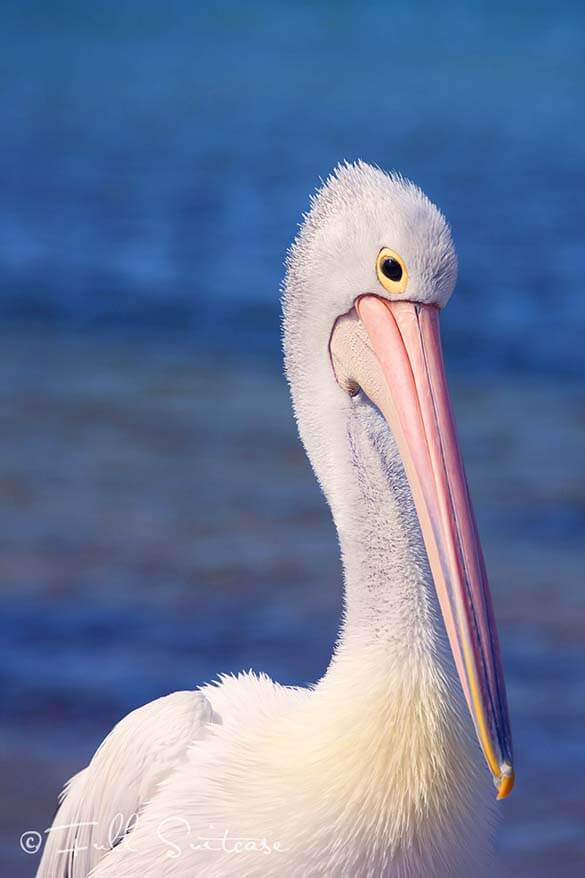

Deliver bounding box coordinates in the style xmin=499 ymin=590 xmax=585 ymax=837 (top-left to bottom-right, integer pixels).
xmin=496 ymin=765 xmax=515 ymax=800
xmin=463 ymin=637 xmax=513 ymax=798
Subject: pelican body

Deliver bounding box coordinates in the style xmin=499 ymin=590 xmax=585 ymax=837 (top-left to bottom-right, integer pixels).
xmin=37 ymin=162 xmax=513 ymax=878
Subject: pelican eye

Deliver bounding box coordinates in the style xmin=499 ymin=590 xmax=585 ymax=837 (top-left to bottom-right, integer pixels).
xmin=381 ymin=258 xmax=402 ymax=281
xmin=376 ymin=248 xmax=408 ymax=295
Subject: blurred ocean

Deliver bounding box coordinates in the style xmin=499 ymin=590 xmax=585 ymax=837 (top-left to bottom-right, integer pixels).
xmin=0 ymin=2 xmax=583 ymax=875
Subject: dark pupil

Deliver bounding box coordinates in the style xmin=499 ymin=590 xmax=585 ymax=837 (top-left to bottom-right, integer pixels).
xmin=381 ymin=258 xmax=402 ymax=282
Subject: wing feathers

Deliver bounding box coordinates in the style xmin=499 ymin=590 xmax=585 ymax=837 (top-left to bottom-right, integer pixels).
xmin=36 ymin=691 xmax=215 ymax=878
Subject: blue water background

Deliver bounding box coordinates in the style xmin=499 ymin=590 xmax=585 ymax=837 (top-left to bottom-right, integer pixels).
xmin=0 ymin=2 xmax=584 ymax=875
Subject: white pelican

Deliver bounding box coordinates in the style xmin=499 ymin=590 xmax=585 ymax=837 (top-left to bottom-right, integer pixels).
xmin=38 ymin=161 xmax=514 ymax=878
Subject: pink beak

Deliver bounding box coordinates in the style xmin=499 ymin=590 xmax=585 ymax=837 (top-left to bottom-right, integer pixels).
xmin=356 ymin=295 xmax=514 ymax=799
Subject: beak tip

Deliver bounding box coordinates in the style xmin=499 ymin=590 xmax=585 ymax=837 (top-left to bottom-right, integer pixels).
xmin=495 ymin=762 xmax=515 ymax=800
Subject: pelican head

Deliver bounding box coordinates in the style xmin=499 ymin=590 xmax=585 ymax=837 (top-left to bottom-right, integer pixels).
xmin=284 ymin=161 xmax=514 ymax=800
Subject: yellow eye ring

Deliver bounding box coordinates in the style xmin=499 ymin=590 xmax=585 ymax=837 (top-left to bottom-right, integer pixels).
xmin=376 ymin=248 xmax=409 ymax=295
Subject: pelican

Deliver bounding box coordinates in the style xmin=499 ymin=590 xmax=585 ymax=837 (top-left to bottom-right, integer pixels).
xmin=38 ymin=161 xmax=513 ymax=878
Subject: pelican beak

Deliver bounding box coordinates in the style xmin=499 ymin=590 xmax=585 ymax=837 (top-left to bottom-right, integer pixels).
xmin=355 ymin=294 xmax=514 ymax=799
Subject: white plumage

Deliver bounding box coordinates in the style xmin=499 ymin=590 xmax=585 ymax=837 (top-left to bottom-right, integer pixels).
xmin=37 ymin=162 xmax=509 ymax=878
xmin=38 ymin=692 xmax=216 ymax=878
